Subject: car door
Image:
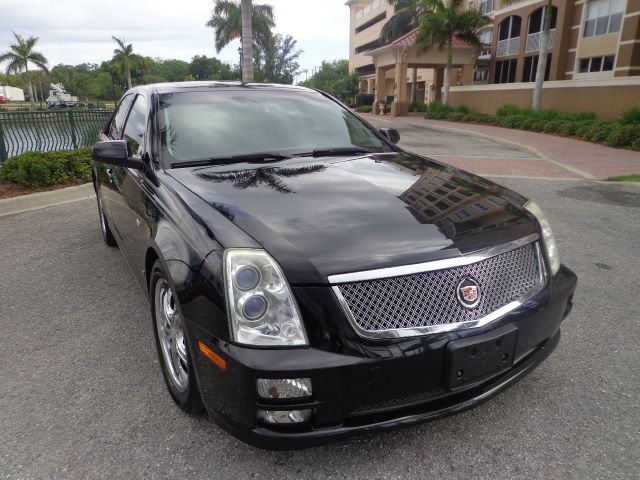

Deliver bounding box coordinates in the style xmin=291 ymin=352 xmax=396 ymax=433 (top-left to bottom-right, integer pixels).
xmin=109 ymin=94 xmax=153 ymax=286
xmin=97 ymin=93 xmax=135 ymax=236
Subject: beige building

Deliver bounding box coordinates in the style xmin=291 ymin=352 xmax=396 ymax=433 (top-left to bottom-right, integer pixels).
xmin=346 ymin=0 xmax=640 ymax=117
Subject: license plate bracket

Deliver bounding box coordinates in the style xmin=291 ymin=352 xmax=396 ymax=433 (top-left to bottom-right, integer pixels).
xmin=444 ymin=325 xmax=518 ymax=391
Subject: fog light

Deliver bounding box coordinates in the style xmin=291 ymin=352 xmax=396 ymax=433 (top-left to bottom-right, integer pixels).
xmin=257 ymin=378 xmax=312 ymax=399
xmin=257 ymin=409 xmax=312 ymax=424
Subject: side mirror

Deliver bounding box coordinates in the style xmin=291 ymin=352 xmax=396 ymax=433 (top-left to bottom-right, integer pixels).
xmin=380 ymin=128 xmax=400 ymax=144
xmin=92 ymin=140 xmax=145 ymax=170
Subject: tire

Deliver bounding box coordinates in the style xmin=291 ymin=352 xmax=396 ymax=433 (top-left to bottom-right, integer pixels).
xmin=149 ymin=260 xmax=204 ymax=414
xmin=95 ymin=188 xmax=117 ymax=247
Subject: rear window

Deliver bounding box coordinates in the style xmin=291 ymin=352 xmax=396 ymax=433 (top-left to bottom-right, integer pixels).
xmin=159 ymin=89 xmax=389 ymax=165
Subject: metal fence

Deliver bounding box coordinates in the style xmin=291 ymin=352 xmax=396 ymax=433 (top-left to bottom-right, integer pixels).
xmin=0 ymin=109 xmax=113 ymax=163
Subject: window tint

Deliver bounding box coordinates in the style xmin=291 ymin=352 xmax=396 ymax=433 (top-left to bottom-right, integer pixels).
xmin=123 ymin=95 xmax=147 ymax=157
xmin=159 ymin=90 xmax=390 ymax=165
xmin=109 ymin=94 xmax=135 ymax=139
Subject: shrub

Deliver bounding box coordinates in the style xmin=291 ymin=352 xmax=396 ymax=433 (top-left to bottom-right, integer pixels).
xmin=557 ymin=121 xmax=578 ymax=136
xmin=446 ymin=112 xmax=466 ymax=121
xmin=529 ymin=120 xmax=547 ymax=132
xmin=568 ymin=111 xmax=598 ymax=122
xmin=574 ymin=121 xmax=595 ymax=139
xmin=621 ymin=107 xmax=640 ymax=125
xmin=606 ymin=124 xmax=640 ymax=147
xmin=0 ymin=148 xmax=92 ymax=188
xmin=632 ymin=138 xmax=640 ymax=151
xmin=496 ymin=104 xmax=522 ymax=117
xmin=410 ymin=101 xmax=427 ymax=113
xmin=585 ymin=122 xmax=615 ymax=142
xmin=454 ymin=105 xmax=470 ymax=114
xmin=357 ymin=105 xmax=372 ymax=113
xmin=543 ymin=120 xmax=565 ymax=133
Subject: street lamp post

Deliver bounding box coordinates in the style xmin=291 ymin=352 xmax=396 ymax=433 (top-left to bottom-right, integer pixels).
xmin=238 ymin=46 xmax=243 ymax=82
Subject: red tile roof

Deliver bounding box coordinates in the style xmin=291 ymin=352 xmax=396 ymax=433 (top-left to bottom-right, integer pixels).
xmin=389 ymin=27 xmax=473 ymax=48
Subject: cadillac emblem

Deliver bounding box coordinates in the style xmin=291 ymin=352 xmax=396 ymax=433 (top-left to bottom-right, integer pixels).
xmin=456 ymin=277 xmax=481 ymax=309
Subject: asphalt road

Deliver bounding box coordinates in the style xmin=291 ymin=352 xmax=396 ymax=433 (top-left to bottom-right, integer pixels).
xmin=1 ymin=180 xmax=639 ymax=478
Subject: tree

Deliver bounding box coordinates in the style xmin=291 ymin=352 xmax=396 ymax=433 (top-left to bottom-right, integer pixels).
xmin=111 ymin=36 xmax=146 ymax=89
xmin=254 ymin=34 xmax=302 ymax=84
xmin=189 ymin=55 xmax=239 ymax=80
xmin=416 ymin=0 xmax=490 ymax=104
xmin=381 ymin=0 xmax=426 ymax=103
xmin=205 ymin=0 xmax=275 ymax=65
xmin=502 ymin=0 xmax=552 ymax=110
xmin=241 ymin=0 xmax=254 ymax=82
xmin=381 ymin=0 xmax=424 ymax=42
xmin=0 ymin=32 xmax=48 ymax=110
xmin=301 ymin=60 xmax=360 ymax=102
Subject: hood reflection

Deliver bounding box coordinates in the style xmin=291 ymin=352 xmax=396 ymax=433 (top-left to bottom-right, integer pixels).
xmin=396 ymin=162 xmax=524 ymax=240
xmin=197 ymin=164 xmax=327 ymax=194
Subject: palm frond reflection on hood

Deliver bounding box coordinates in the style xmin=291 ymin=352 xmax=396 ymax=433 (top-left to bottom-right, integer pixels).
xmin=197 ymin=164 xmax=327 ymax=194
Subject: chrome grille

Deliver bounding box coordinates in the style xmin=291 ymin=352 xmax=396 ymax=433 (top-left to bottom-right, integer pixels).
xmin=333 ymin=242 xmax=544 ymax=338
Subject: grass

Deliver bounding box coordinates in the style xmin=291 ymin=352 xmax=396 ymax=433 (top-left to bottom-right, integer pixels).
xmin=605 ymin=174 xmax=640 ymax=182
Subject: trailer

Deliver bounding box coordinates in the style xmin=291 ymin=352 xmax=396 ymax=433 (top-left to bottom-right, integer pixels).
xmin=46 ymin=83 xmax=80 ymax=108
xmin=0 ymin=85 xmax=26 ymax=102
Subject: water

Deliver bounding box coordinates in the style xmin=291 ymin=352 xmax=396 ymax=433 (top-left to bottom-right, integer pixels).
xmin=0 ymin=111 xmax=112 ymax=161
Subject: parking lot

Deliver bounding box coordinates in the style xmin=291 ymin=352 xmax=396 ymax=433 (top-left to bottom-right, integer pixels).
xmin=1 ymin=132 xmax=639 ymax=478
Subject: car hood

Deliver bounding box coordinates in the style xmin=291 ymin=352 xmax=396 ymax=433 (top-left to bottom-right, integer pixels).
xmin=168 ymin=152 xmax=537 ymax=284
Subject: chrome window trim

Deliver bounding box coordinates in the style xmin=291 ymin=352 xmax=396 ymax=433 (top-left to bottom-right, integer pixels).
xmin=327 ymin=233 xmax=539 ymax=284
xmin=330 ymin=236 xmax=547 ymax=339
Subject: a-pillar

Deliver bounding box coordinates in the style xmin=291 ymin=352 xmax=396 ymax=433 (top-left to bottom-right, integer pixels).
xmin=373 ymin=66 xmax=387 ymax=114
xmin=391 ymin=57 xmax=408 ymax=116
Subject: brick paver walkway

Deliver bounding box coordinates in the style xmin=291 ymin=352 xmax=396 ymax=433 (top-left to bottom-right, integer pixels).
xmin=362 ymin=113 xmax=640 ymax=180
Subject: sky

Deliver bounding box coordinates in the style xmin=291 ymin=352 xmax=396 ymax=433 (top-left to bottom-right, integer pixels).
xmin=1 ymin=0 xmax=350 ymax=81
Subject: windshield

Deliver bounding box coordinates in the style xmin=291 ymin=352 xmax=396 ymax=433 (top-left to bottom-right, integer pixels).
xmin=159 ymin=89 xmax=391 ymax=165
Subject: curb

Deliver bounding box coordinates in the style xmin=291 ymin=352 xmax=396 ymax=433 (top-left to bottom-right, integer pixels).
xmin=410 ymin=122 xmax=596 ymax=180
xmin=0 ymin=183 xmax=95 ymax=218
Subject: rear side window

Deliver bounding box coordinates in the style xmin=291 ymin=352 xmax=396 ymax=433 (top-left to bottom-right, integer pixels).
xmin=109 ymin=94 xmax=135 ymax=139
xmin=123 ymin=95 xmax=147 ymax=157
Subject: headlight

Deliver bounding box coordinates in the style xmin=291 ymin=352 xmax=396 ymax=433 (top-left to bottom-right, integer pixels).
xmin=524 ymin=201 xmax=560 ymax=275
xmin=224 ymin=249 xmax=308 ymax=346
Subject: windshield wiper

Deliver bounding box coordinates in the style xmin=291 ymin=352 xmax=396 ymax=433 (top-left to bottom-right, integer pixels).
xmin=294 ymin=147 xmax=375 ymax=158
xmin=171 ymin=152 xmax=292 ymax=169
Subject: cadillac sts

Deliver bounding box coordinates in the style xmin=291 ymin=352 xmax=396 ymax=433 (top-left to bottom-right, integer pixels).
xmin=91 ymin=82 xmax=577 ymax=449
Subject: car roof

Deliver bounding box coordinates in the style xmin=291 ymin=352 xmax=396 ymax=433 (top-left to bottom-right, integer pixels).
xmin=127 ymin=81 xmax=316 ymax=96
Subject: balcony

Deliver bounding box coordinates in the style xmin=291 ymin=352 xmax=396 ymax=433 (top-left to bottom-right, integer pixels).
xmin=525 ymin=29 xmax=557 ymax=53
xmin=496 ymin=37 xmax=520 ymax=57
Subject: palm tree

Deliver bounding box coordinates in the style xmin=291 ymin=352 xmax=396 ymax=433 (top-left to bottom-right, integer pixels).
xmin=416 ymin=0 xmax=490 ymax=104
xmin=503 ymin=0 xmax=553 ymax=110
xmin=381 ymin=0 xmax=426 ymax=102
xmin=241 ymin=0 xmax=254 ymax=82
xmin=0 ymin=32 xmax=48 ymax=110
xmin=111 ymin=36 xmax=145 ymax=90
xmin=207 ymin=0 xmax=275 ymax=52
xmin=198 ymin=165 xmax=326 ymax=194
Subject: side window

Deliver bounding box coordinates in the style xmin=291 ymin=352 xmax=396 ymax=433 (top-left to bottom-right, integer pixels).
xmin=108 ymin=94 xmax=135 ymax=139
xmin=123 ymin=95 xmax=148 ymax=157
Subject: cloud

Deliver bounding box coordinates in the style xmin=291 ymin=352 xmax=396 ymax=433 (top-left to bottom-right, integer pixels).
xmin=0 ymin=0 xmax=349 ymax=73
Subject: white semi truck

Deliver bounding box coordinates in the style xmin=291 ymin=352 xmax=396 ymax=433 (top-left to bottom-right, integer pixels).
xmin=0 ymin=85 xmax=25 ymax=102
xmin=46 ymin=83 xmax=80 ymax=108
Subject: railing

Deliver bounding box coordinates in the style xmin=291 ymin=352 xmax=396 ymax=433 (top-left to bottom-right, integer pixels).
xmin=0 ymin=109 xmax=113 ymax=163
xmin=496 ymin=37 xmax=520 ymax=57
xmin=525 ymin=28 xmax=557 ymax=53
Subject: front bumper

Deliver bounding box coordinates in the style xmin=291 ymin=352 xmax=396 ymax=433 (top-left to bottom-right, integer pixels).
xmin=188 ymin=265 xmax=576 ymax=450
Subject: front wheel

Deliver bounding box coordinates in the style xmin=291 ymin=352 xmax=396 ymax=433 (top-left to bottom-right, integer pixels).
xmin=150 ymin=260 xmax=204 ymax=414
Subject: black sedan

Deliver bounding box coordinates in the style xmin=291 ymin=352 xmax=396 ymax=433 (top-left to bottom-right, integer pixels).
xmin=91 ymin=82 xmax=577 ymax=449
